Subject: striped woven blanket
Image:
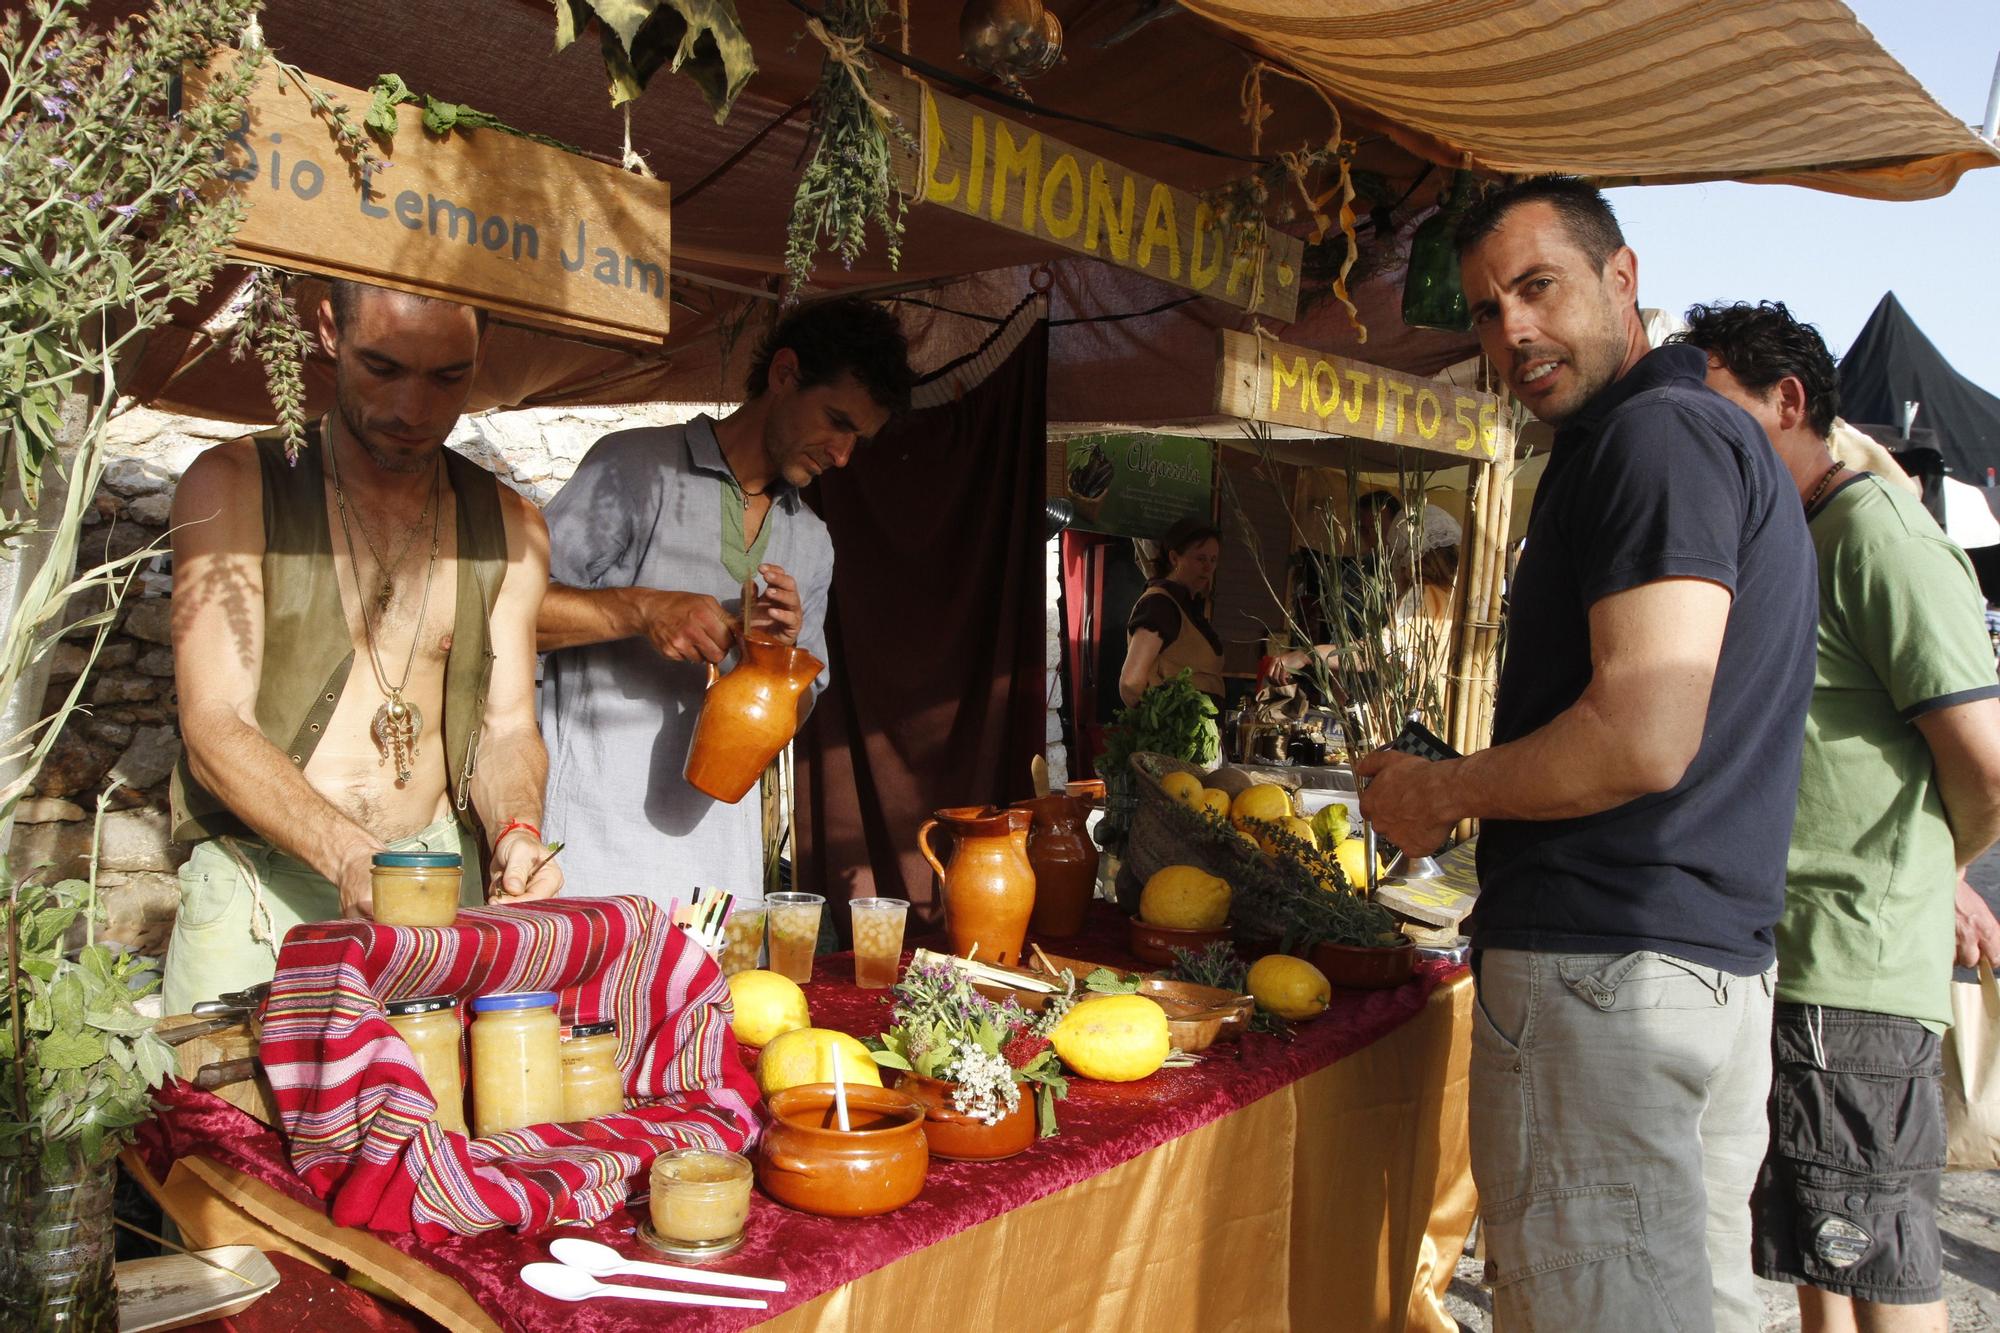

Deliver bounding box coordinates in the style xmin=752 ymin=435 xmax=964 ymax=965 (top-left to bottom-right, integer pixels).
xmin=258 ymin=895 xmax=761 ymax=1239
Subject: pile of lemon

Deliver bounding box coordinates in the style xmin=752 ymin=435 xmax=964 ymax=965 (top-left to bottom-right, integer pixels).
xmin=1158 ymin=770 xmax=1384 ymax=889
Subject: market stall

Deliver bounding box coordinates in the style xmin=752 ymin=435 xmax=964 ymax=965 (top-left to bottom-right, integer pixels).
xmin=131 ymin=905 xmax=1472 ymax=1332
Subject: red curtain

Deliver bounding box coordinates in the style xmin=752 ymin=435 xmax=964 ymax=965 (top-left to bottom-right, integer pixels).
xmin=795 ymin=298 xmax=1049 ymax=934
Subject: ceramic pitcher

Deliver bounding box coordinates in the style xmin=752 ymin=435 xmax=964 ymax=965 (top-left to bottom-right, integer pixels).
xmin=1011 ymin=793 xmax=1099 ymax=938
xmin=917 ymin=805 xmax=1036 ymax=967
xmin=684 ymin=633 xmax=825 ymax=803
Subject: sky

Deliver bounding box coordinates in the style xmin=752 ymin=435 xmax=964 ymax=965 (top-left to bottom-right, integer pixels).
xmin=1607 ymin=0 xmax=2000 ymax=393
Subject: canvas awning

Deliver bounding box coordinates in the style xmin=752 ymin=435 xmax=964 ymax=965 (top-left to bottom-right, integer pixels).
xmin=103 ymin=0 xmax=1995 ymax=427
xmin=1183 ymin=0 xmax=1999 ymax=201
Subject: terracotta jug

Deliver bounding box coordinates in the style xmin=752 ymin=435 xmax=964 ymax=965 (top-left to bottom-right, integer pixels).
xmin=1012 ymin=793 xmax=1099 ymax=938
xmin=918 ymin=806 xmax=1036 ymax=967
xmin=684 ymin=633 xmax=825 ymax=803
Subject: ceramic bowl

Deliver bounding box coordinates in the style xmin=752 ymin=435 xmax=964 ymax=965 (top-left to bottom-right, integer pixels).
xmin=1310 ymin=936 xmax=1418 ymax=990
xmin=1136 ymin=978 xmax=1256 ymax=1050
xmin=1128 ymin=918 xmax=1231 ymax=967
xmin=892 ymin=1070 xmax=1037 ymax=1161
xmin=757 ymin=1084 xmax=928 ymax=1217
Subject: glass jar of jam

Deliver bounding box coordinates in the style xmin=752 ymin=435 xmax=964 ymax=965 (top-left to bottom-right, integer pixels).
xmin=646 ymin=1148 xmax=752 ymax=1259
xmin=383 ymin=995 xmax=466 ymax=1135
xmin=559 ymin=1020 xmax=623 ymax=1122
xmin=468 ymin=991 xmax=563 ymax=1138
xmin=372 ymin=851 xmax=463 ymax=927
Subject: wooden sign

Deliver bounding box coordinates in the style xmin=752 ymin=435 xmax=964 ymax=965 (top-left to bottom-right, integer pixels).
xmin=1214 ymin=331 xmax=1514 ymax=462
xmin=878 ymin=79 xmax=1303 ymax=322
xmin=193 ymin=58 xmax=671 ymax=346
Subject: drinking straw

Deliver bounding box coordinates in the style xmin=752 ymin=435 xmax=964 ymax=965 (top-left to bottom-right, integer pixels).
xmin=832 ymin=1054 xmax=851 ymax=1133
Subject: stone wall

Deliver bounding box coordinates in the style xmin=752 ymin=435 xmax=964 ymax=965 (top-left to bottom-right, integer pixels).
xmin=8 ymin=403 xmax=710 ymax=956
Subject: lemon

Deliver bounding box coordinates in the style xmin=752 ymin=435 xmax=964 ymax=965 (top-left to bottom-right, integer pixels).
xmin=1248 ymin=955 xmax=1331 ymax=1020
xmin=1231 ymin=783 xmax=1293 ymax=827
xmin=1139 ymin=864 xmax=1231 ymax=930
xmin=1159 ymin=771 xmax=1205 ymax=809
xmin=1333 ymin=837 xmax=1387 ymax=889
xmin=725 ymin=969 xmax=811 ymax=1048
xmin=1049 ymin=994 xmax=1171 ymax=1081
xmin=755 ymin=1027 xmax=884 ymax=1097
xmin=1278 ymin=816 xmax=1318 ymax=848
xmin=1198 ymin=788 xmax=1233 ymax=818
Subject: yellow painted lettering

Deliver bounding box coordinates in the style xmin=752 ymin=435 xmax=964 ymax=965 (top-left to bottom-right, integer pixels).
xmin=1415 ymin=388 xmax=1442 ymax=439
xmin=1453 ymin=398 xmax=1477 ymax=451
xmin=1225 ymin=248 xmax=1260 ymax=297
xmin=1135 ymin=182 xmax=1181 ymax=279
xmin=920 ymin=89 xmax=959 ymax=204
xmin=1270 ymin=355 xmax=1309 ymax=415
xmin=991 ymin=124 xmax=1042 ymax=231
xmin=1085 ymin=163 xmax=1135 ymax=262
xmin=1311 ymin=361 xmax=1340 ymax=419
xmin=1386 ymin=380 xmax=1415 ymax=434
xmin=1039 ymin=154 xmax=1084 ymax=240
xmin=1478 ymin=402 xmax=1500 ymax=458
xmin=1190 ymin=201 xmax=1223 ymax=290
xmin=1343 ymin=370 xmax=1368 ymax=425
xmin=969 ymin=116 xmax=987 ymax=213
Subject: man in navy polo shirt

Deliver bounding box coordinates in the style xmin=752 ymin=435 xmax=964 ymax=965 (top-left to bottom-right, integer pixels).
xmin=1357 ymin=177 xmax=1816 ymax=1331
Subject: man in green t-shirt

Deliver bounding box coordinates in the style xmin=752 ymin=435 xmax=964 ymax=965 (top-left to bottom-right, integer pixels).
xmin=1681 ymin=302 xmax=2000 ymax=1331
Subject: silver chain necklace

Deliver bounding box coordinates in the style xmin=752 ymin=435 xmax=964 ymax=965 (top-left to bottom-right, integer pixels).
xmin=328 ymin=438 xmax=441 ymax=786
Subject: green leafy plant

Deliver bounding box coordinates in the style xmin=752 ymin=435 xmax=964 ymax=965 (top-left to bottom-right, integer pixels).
xmin=866 ymin=957 xmax=1071 ymax=1138
xmin=1080 ymin=966 xmax=1141 ymax=996
xmin=1096 ymin=668 xmax=1219 ymax=854
xmin=2 ymin=872 xmax=175 ymax=1175
xmin=364 ymin=74 xmax=583 ymax=152
xmin=552 ymin=0 xmax=757 ymax=122
xmin=782 ymin=0 xmax=910 ymax=293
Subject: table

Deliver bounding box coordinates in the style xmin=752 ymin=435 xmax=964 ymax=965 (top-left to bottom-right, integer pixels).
xmin=133 ymin=910 xmax=1474 ymax=1332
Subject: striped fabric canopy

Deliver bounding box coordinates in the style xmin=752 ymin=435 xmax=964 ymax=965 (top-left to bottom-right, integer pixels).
xmin=1184 ymin=0 xmax=1999 ymax=200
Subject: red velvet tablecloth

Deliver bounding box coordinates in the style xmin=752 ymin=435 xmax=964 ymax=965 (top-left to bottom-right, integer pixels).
xmin=141 ymin=909 xmax=1452 ymax=1331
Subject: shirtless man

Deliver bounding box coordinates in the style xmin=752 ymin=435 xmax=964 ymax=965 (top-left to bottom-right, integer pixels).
xmin=162 ymin=281 xmax=561 ymax=1012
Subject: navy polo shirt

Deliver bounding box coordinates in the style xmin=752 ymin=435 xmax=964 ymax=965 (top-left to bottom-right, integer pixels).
xmin=1471 ymin=344 xmax=1817 ymax=975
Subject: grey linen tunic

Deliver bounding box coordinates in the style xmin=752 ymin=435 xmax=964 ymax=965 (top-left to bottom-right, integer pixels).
xmin=539 ymin=417 xmax=832 ymax=910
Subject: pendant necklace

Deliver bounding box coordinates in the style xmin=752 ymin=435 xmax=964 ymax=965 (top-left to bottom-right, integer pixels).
xmin=1804 ymin=459 xmax=1844 ymax=511
xmin=338 ymin=466 xmax=436 ymax=613
xmin=329 ymin=441 xmax=441 ymax=786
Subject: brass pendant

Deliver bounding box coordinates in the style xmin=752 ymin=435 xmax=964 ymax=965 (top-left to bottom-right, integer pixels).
xmin=370 ymin=694 xmax=424 ymax=785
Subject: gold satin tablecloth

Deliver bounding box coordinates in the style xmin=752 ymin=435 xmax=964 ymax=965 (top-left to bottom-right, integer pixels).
xmin=135 ymin=973 xmax=1475 ymax=1332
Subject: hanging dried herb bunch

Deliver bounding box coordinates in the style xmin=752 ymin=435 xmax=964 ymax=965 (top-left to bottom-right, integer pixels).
xmin=784 ymin=0 xmax=912 ymax=294
xmin=222 ymin=268 xmax=315 ymax=461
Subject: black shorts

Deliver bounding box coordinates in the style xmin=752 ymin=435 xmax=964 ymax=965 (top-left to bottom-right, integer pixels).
xmin=1751 ymin=1002 xmax=1946 ymax=1304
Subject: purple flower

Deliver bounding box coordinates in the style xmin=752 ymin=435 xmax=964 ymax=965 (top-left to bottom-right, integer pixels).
xmin=85 ymin=192 xmax=102 ymax=209
xmin=48 ymin=156 xmax=71 ymax=172
xmin=59 ymin=79 xmax=78 ymax=95
xmin=0 ymin=266 xmax=13 ymax=278
xmin=39 ymin=95 xmax=67 ymax=120
xmin=110 ymin=203 xmax=136 ymax=219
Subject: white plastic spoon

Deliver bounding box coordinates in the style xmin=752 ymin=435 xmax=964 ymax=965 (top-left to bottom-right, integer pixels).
xmin=520 ymin=1262 xmax=767 ymax=1310
xmin=547 ymin=1237 xmax=786 ymax=1293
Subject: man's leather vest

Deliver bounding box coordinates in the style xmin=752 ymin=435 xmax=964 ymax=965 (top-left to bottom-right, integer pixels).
xmin=170 ymin=431 xmax=508 ymax=842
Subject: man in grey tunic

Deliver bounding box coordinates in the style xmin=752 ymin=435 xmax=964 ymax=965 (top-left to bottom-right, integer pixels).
xmin=537 ymin=300 xmax=913 ymax=909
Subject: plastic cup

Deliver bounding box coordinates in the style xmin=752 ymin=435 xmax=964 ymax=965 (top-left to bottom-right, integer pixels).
xmin=849 ymin=898 xmax=909 ymax=989
xmin=764 ymin=892 xmax=824 ymax=984
xmin=718 ymin=906 xmax=767 ymax=976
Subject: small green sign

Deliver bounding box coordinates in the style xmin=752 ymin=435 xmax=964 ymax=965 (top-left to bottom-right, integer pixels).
xmin=1061 ymin=433 xmax=1213 ymax=540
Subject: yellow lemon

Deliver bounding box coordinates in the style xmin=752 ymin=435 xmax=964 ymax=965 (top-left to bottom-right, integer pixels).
xmin=1198 ymin=788 xmax=1233 ymax=818
xmin=1049 ymin=994 xmax=1171 ymax=1081
xmin=1159 ymin=770 xmax=1205 ymax=809
xmin=1333 ymin=837 xmax=1387 ymax=889
xmin=1139 ymin=865 xmax=1231 ymax=930
xmin=725 ymin=969 xmax=811 ymax=1048
xmin=1278 ymin=816 xmax=1318 ymax=849
xmin=1231 ymin=783 xmax=1293 ymax=828
xmin=755 ymin=1027 xmax=884 ymax=1097
xmin=1248 ymin=955 xmax=1331 ymax=1021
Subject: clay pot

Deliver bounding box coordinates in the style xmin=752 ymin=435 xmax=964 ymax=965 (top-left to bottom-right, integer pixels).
xmin=892 ymin=1070 xmax=1036 ymax=1161
xmin=756 ymin=1084 xmax=928 ymax=1218
xmin=684 ymin=633 xmax=825 ymax=803
xmin=1128 ymin=918 xmax=1230 ymax=967
xmin=919 ymin=806 xmax=1036 ymax=967
xmin=1310 ymin=937 xmax=1418 ymax=990
xmin=1012 ymin=794 xmax=1099 ymax=939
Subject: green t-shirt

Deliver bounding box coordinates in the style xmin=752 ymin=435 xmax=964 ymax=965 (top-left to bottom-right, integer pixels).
xmin=1781 ymin=475 xmax=2000 ymax=1029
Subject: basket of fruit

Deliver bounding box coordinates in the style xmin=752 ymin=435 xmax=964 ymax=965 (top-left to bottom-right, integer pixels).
xmin=1118 ymin=752 xmax=1297 ymax=908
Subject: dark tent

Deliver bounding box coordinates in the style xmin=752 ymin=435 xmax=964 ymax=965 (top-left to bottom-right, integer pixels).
xmin=1839 ymin=292 xmax=2000 ymax=482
